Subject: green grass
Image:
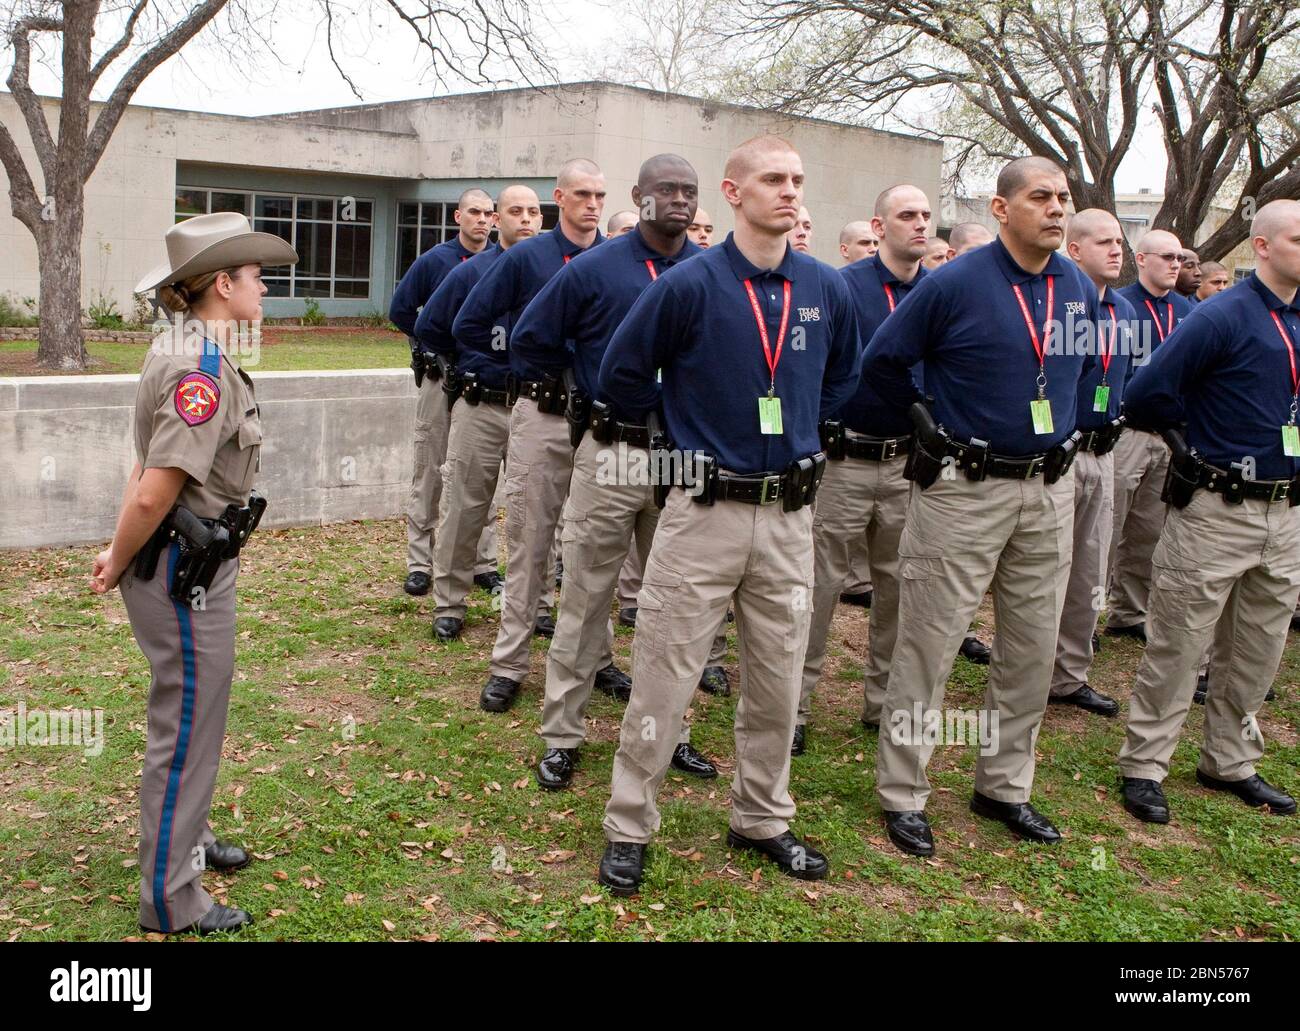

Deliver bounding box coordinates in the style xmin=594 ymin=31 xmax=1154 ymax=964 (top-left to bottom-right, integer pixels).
xmin=2 ymin=521 xmax=1297 ymax=941
xmin=0 ymin=329 xmax=408 ymax=376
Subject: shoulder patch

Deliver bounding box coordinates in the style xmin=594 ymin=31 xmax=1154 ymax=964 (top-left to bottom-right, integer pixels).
xmin=175 ymin=372 xmax=221 ymax=426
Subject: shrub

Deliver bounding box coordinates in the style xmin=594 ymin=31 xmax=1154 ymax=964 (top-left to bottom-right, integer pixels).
xmin=302 ymin=298 xmax=326 ymax=326
xmin=86 ymin=293 xmax=126 ymax=330
xmin=0 ymin=293 xmax=38 ymax=327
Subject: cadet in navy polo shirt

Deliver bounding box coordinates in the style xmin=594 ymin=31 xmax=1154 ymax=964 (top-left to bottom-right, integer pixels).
xmin=511 ymin=154 xmax=721 ymax=793
xmin=389 ymin=188 xmax=494 ymax=598
xmin=421 ymin=185 xmax=550 ymax=642
xmin=796 ymin=184 xmax=932 ymax=759
xmin=1106 ymin=229 xmax=1197 ymax=642
xmin=1048 ymin=209 xmax=1137 ymax=721
xmin=596 ymin=136 xmax=860 ymax=897
xmin=863 ymin=156 xmax=1099 ymax=858
xmin=456 ymin=160 xmax=617 ymax=715
xmin=1118 ymin=199 xmax=1300 ymax=825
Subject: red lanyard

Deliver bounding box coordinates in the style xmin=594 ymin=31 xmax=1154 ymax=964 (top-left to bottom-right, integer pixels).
xmin=1271 ymin=311 xmax=1299 ymax=403
xmin=883 ymin=283 xmax=896 ymax=313
xmin=742 ymin=278 xmax=792 ymax=393
xmin=645 ymin=259 xmax=658 ymax=281
xmin=1143 ymin=298 xmax=1173 ymax=342
xmin=563 ymin=254 xmax=571 ymax=265
xmin=1011 ymin=276 xmax=1055 ymax=370
xmin=1101 ymin=302 xmax=1116 ymax=380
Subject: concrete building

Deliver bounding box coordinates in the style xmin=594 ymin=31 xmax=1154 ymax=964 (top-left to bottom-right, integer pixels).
xmin=0 ymin=82 xmax=942 ymax=319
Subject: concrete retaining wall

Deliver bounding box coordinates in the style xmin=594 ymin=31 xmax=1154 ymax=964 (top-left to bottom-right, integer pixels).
xmin=1 ymin=368 xmax=415 ymax=549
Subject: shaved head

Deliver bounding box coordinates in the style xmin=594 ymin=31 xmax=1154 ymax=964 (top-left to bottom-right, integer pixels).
xmin=1250 ymin=199 xmax=1300 ymax=292
xmin=457 ymin=187 xmax=492 ymax=210
xmin=1136 ymin=229 xmax=1181 ymax=255
xmin=557 ymin=158 xmax=602 ymax=189
xmin=1251 ymin=199 xmax=1300 ymax=241
xmin=996 ymin=156 xmax=1066 ymax=200
xmin=948 ymin=222 xmax=993 ymax=256
xmin=1067 ymin=208 xmax=1123 ymax=246
xmin=607 ymin=209 xmax=638 ymax=235
xmin=638 ymin=153 xmax=695 ymax=189
xmin=840 ymin=220 xmax=872 ymax=247
xmin=497 ymin=183 xmax=539 ymax=208
xmin=723 ymin=135 xmax=798 ymax=183
xmin=1200 ymin=260 xmax=1227 ymax=277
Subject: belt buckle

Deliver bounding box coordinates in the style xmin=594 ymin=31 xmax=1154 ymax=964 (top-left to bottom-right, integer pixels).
xmin=1271 ymin=479 xmax=1289 ymax=503
xmin=1025 ymin=457 xmax=1043 ymax=480
xmin=881 ymin=438 xmax=899 ymax=461
xmin=759 ymin=474 xmax=781 ymax=505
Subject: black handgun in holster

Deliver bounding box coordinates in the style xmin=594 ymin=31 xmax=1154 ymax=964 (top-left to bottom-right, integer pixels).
xmin=1043 ymin=431 xmax=1083 ymax=485
xmin=1160 ymin=428 xmax=1203 ymax=508
xmin=535 ymin=372 xmax=568 ymax=416
xmin=461 ymin=371 xmax=483 ymax=406
xmin=647 ymin=409 xmax=673 ymax=509
xmin=689 ymin=452 xmax=720 ymax=506
xmin=219 ymin=490 xmax=267 ymax=559
xmin=588 ymin=400 xmax=614 ymax=445
xmin=904 ymin=402 xmax=949 ymax=490
xmin=564 ymin=370 xmax=589 ymax=447
xmin=438 ymin=356 xmax=463 ymax=410
xmin=167 ymin=507 xmax=231 ymax=606
xmin=818 ymin=419 xmax=846 ymax=461
xmin=783 ymin=453 xmax=827 ymax=512
xmin=410 ymin=347 xmax=425 ymax=389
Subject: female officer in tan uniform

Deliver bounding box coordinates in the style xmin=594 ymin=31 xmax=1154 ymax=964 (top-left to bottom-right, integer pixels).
xmin=90 ymin=212 xmax=296 ymax=935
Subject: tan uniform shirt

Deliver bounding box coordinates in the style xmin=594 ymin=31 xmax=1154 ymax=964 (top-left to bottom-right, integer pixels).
xmin=132 ymin=331 xmax=262 ymax=517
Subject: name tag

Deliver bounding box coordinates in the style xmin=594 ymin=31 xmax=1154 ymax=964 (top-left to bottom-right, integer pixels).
xmin=758 ymin=395 xmax=783 ymax=435
xmin=1030 ymin=398 xmax=1054 ymax=435
xmin=1283 ymin=424 xmax=1300 ymax=457
xmin=1093 ymin=384 xmax=1110 ymax=413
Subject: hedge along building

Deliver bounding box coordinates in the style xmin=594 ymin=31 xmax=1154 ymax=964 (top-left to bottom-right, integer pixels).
xmin=0 ymin=82 xmax=942 ymax=320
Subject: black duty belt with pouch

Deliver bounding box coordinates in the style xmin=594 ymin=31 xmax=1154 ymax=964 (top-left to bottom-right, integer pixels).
xmin=1161 ymin=428 xmax=1300 ymax=508
xmin=134 ymin=491 xmax=268 ymax=603
xmin=1077 ymin=418 xmax=1125 ymax=456
xmin=819 ymin=420 xmax=911 ymax=462
xmin=905 ymin=402 xmax=1080 ymax=488
xmin=510 ymin=373 xmax=569 ymax=415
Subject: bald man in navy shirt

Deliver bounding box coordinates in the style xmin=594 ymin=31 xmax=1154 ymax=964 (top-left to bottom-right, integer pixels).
xmin=1118 ymin=200 xmax=1300 ymax=824
xmin=864 ymin=156 xmax=1100 ymax=857
xmin=595 ymin=136 xmax=860 ymax=895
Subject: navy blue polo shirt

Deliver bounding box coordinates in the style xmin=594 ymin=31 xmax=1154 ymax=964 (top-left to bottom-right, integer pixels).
xmin=454 ymin=224 xmax=603 ymax=363
xmin=598 ymin=233 xmax=861 ymax=474
xmin=1075 ymin=286 xmax=1137 ymax=430
xmin=510 ymin=227 xmax=699 ymax=396
xmin=835 ymin=254 xmax=927 ymax=436
xmin=389 ymin=236 xmax=477 ymax=340
xmin=1125 ymin=274 xmax=1300 ymax=481
xmin=1116 ymin=279 xmax=1194 ymax=385
xmin=411 ymin=243 xmax=509 ymax=388
xmin=860 ymin=235 xmax=1099 ymax=456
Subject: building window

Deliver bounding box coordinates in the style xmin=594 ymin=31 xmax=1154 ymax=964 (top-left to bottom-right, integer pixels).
xmin=175 ymin=187 xmax=372 ymax=299
xmin=1234 ymin=267 xmax=1253 ymax=282
xmin=394 ymin=199 xmax=559 ymax=283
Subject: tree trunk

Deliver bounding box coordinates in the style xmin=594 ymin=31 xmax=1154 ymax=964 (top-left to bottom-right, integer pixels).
xmin=35 ymin=200 xmax=88 ymax=370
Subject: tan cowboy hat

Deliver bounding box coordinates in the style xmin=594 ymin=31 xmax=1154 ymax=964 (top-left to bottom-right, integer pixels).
xmin=134 ymin=211 xmax=299 ymax=293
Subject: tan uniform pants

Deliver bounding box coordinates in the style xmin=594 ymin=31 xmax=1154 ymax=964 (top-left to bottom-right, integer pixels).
xmin=875 ymin=472 xmax=1074 ymax=812
xmin=1108 ymin=429 xmax=1169 ymax=629
xmin=604 ymin=488 xmax=814 ymax=843
xmin=1051 ymin=450 xmax=1114 ymax=695
xmin=799 ymin=452 xmax=909 ymax=726
xmin=1119 ymin=491 xmax=1300 ymax=782
xmin=845 ymin=537 xmax=873 ymax=595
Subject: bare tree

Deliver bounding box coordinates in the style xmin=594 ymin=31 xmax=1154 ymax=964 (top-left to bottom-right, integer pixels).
xmin=583 ymin=0 xmax=726 ymax=95
xmin=1 ymin=1 xmax=551 ymax=370
xmin=727 ymin=0 xmax=1300 ymax=263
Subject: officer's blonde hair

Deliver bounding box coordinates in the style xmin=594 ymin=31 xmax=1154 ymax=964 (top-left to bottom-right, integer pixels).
xmin=159 ymin=266 xmax=243 ymax=313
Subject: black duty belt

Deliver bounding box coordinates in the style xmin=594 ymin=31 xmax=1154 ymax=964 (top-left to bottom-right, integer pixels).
xmin=514 ymin=376 xmax=569 ymax=414
xmin=1202 ymin=466 xmax=1295 ymax=503
xmin=1077 ymin=419 xmax=1125 ymax=456
xmin=674 ymin=452 xmax=827 ymax=510
xmin=463 ymin=382 xmax=511 ymax=407
xmin=942 ymin=439 xmax=1050 ymax=480
xmin=588 ymin=405 xmax=650 ymax=448
xmin=844 ymin=433 xmax=912 ymax=462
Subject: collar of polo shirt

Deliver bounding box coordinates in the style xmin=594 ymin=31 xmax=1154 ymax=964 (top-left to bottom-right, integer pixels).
xmin=869 ymin=252 xmax=927 ymax=287
xmin=1246 ymin=272 xmax=1300 ymax=315
xmin=989 ymin=235 xmax=1071 ymax=286
xmin=721 ymin=231 xmax=798 ymax=283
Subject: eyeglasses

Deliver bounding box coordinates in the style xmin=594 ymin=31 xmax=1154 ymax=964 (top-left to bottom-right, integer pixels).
xmin=1140 ymin=251 xmax=1183 ymax=265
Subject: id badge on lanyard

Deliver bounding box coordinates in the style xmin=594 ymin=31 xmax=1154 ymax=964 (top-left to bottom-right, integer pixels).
xmin=743 ymin=277 xmax=792 ymax=435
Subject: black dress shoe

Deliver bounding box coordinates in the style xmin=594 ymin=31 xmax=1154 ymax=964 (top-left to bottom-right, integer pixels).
xmin=204 ymin=840 xmax=250 ymax=871
xmin=403 ymin=571 xmax=431 ymax=596
xmin=698 ymin=666 xmax=730 ymax=696
xmin=1291 ymin=611 xmax=1300 ymax=633
xmin=883 ymin=810 xmax=934 ymax=856
xmin=791 ymin=724 xmax=806 ymax=756
xmin=433 ymin=616 xmax=463 ymax=643
xmin=726 ymin=828 xmax=828 ymax=880
xmin=479 ymin=674 xmax=522 ymax=713
xmin=1121 ymin=777 xmax=1170 ymax=823
xmin=1104 ymin=621 xmax=1147 ymax=643
xmin=473 ymin=570 xmax=504 ymax=592
xmin=598 ymin=841 xmax=646 ymax=896
xmin=593 ymin=663 xmax=632 ymax=701
xmin=670 ymin=742 xmax=717 ymax=778
xmin=840 ymin=589 xmax=873 ymax=608
xmin=958 ymin=635 xmax=991 ymax=664
xmin=1193 ymin=673 xmax=1208 ymax=705
xmin=533 ymin=613 xmax=556 ymax=637
xmin=142 ymin=903 xmax=253 ymax=936
xmin=618 ymin=607 xmax=637 ymax=628
xmin=536 ymin=747 xmax=579 ymax=790
xmin=1196 ymin=770 xmax=1296 ymax=814
xmin=970 ymin=791 xmax=1061 ymax=843
xmin=1050 ymin=684 xmax=1120 ymax=717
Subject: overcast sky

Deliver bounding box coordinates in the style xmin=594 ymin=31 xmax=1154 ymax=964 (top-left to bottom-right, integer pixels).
xmin=13 ymin=0 xmax=1168 ymax=196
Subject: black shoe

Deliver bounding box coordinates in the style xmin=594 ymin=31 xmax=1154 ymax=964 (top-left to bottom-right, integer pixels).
xmin=144 ymin=903 xmax=253 ymax=936
xmin=840 ymin=589 xmax=873 ymax=608
xmin=403 ymin=571 xmax=431 ymax=596
xmin=671 ymin=742 xmax=717 ymax=778
xmin=1104 ymin=621 xmax=1147 ymax=643
xmin=726 ymin=609 xmax=735 ymax=623
xmin=1291 ymin=612 xmax=1300 ymax=633
xmin=883 ymin=810 xmax=934 ymax=856
xmin=1121 ymin=777 xmax=1170 ymax=823
xmin=698 ymin=665 xmax=730 ymax=696
xmin=533 ymin=613 xmax=556 ymax=637
xmin=536 ymin=747 xmax=579 ymax=790
xmin=433 ymin=616 xmax=463 ymax=643
xmin=791 ymin=724 xmax=806 ymax=756
xmin=479 ymin=674 xmax=522 ymax=713
xmin=958 ymin=636 xmax=991 ymax=664
xmin=1050 ymin=684 xmax=1119 ymax=717
xmin=1193 ymin=673 xmax=1208 ymax=705
xmin=555 ymin=559 xmax=564 ymax=589
xmin=473 ymin=570 xmax=504 ymax=592
xmin=593 ymin=663 xmax=632 ymax=702
xmin=861 ymin=717 xmax=879 ymax=732
xmin=1267 ymin=685 xmax=1276 ymax=702
xmin=204 ymin=840 xmax=250 ymax=871
xmin=726 ymin=828 xmax=828 ymax=881
xmin=1092 ymin=632 xmax=1101 ymax=653
xmin=1195 ymin=770 xmax=1296 ymax=814
xmin=970 ymin=791 xmax=1061 ymax=843
xmin=618 ymin=607 xmax=637 ymax=628
xmin=598 ymin=841 xmax=646 ymax=896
